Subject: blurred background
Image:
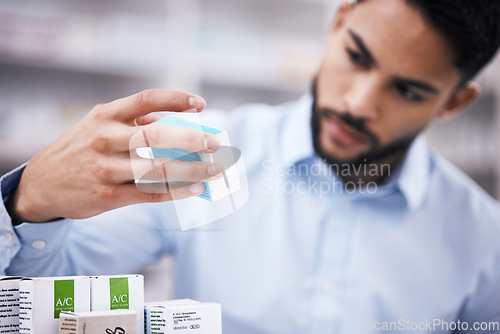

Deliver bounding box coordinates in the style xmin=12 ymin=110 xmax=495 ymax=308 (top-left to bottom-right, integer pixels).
xmin=1 ymin=0 xmax=499 ymax=299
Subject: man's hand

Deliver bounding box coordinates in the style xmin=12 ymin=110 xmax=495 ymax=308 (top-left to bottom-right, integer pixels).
xmin=11 ymin=89 xmax=222 ymax=223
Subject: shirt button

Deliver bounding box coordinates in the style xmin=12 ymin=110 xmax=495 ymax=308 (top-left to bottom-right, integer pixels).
xmin=6 ymin=233 xmax=16 ymax=245
xmin=32 ymin=240 xmax=46 ymax=249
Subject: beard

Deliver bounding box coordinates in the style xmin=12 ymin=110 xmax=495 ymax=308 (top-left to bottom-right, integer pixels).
xmin=310 ymin=79 xmax=420 ymax=180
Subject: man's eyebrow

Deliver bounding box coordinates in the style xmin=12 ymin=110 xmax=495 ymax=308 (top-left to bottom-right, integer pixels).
xmin=347 ymin=29 xmax=440 ymax=95
xmin=394 ymin=77 xmax=440 ymax=94
xmin=348 ymin=29 xmax=376 ymax=65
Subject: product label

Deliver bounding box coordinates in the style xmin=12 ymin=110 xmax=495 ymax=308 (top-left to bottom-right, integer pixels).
xmin=19 ymin=289 xmax=32 ymax=334
xmin=146 ymin=309 xmax=167 ymax=334
xmin=172 ymin=311 xmax=202 ymax=331
xmin=54 ymin=280 xmax=75 ymax=319
xmin=0 ymin=282 xmax=20 ymax=333
xmin=110 ymin=278 xmax=129 ymax=310
xmin=58 ymin=316 xmax=77 ymax=334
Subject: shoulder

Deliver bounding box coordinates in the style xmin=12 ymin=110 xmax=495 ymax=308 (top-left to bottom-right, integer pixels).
xmin=428 ymin=151 xmax=500 ymax=219
xmin=413 ymin=148 xmax=500 ymax=296
xmin=425 ymin=149 xmax=500 ymax=258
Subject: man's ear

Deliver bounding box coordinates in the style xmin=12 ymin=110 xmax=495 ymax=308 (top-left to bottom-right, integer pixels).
xmin=436 ymin=82 xmax=481 ymax=119
xmin=330 ymin=1 xmax=355 ymax=33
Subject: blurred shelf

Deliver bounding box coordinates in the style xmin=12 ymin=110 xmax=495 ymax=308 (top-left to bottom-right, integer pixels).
xmin=0 ymin=56 xmax=162 ymax=80
xmin=196 ymin=27 xmax=322 ymax=92
xmin=201 ymin=68 xmax=310 ymax=93
xmin=425 ymin=94 xmax=499 ymax=177
xmin=199 ymin=0 xmax=332 ymax=36
xmin=1 ymin=0 xmax=499 ymax=201
xmin=0 ymin=0 xmax=331 ymax=167
xmin=0 ymin=9 xmax=170 ymax=80
xmin=0 ymin=0 xmax=169 ymax=19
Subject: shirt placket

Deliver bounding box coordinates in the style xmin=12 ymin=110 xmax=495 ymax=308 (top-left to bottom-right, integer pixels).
xmin=307 ymin=194 xmax=357 ymax=334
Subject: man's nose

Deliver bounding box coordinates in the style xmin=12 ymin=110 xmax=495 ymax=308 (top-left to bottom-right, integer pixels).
xmin=344 ymin=74 xmax=382 ymax=121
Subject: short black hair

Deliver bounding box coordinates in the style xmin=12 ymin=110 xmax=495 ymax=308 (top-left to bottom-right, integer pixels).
xmin=356 ymin=0 xmax=500 ymax=83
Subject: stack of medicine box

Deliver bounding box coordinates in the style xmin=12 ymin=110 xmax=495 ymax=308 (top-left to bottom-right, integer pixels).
xmin=0 ymin=274 xmax=143 ymax=334
xmin=1 ymin=275 xmax=222 ymax=334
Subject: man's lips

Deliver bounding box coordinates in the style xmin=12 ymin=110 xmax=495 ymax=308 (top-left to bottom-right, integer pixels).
xmin=323 ymin=115 xmax=369 ymax=146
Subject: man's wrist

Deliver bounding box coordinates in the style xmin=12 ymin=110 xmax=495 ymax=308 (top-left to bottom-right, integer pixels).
xmin=5 ymin=191 xmax=63 ymax=226
xmin=5 ymin=192 xmax=25 ymax=226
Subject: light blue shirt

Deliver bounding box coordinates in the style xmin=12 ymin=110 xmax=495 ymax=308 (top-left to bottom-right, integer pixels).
xmin=2 ymin=95 xmax=500 ymax=334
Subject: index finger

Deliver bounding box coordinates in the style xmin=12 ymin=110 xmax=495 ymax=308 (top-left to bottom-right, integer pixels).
xmin=108 ymin=89 xmax=206 ymax=122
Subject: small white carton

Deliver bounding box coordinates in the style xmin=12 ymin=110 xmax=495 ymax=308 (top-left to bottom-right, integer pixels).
xmin=144 ymin=299 xmax=221 ymax=334
xmin=145 ymin=300 xmax=199 ymax=334
xmin=59 ymin=309 xmax=137 ymax=334
xmin=0 ymin=276 xmax=22 ymax=333
xmin=90 ymin=275 xmax=144 ymax=334
xmin=151 ymin=116 xmax=241 ymax=202
xmin=18 ymin=276 xmax=91 ymax=334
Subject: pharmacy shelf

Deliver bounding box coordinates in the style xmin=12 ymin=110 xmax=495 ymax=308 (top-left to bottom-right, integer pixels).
xmin=0 ymin=0 xmax=169 ymax=18
xmin=425 ymin=74 xmax=500 ymax=198
xmin=0 ymin=10 xmax=170 ymax=78
xmin=0 ymin=0 xmax=332 ymax=165
xmin=198 ymin=32 xmax=322 ymax=94
xmin=1 ymin=0 xmax=499 ymax=199
xmin=0 ymin=6 xmax=325 ymax=90
xmin=0 ymin=56 xmax=160 ymax=80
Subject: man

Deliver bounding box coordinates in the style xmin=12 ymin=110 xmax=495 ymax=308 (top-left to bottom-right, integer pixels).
xmin=1 ymin=0 xmax=500 ymax=333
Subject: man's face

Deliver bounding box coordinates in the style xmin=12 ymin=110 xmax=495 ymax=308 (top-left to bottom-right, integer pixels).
xmin=314 ymin=0 xmax=461 ymax=164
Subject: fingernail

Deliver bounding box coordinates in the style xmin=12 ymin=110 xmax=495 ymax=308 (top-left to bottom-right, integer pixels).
xmin=205 ymin=136 xmax=220 ymax=150
xmin=207 ymin=164 xmax=223 ymax=176
xmin=188 ymin=96 xmax=205 ymax=111
xmin=189 ymin=182 xmax=204 ymax=194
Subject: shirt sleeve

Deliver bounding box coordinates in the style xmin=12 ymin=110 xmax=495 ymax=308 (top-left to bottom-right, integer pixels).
xmin=1 ymin=164 xmax=174 ymax=277
xmin=0 ymin=164 xmax=28 ymax=274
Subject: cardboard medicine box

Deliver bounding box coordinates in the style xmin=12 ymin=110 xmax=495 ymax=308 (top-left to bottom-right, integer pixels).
xmin=145 ymin=299 xmax=199 ymax=334
xmin=0 ymin=276 xmax=22 ymax=333
xmin=90 ymin=275 xmax=144 ymax=334
xmin=144 ymin=299 xmax=221 ymax=334
xmin=59 ymin=309 xmax=137 ymax=334
xmin=18 ymin=276 xmax=91 ymax=334
xmin=151 ymin=116 xmax=241 ymax=202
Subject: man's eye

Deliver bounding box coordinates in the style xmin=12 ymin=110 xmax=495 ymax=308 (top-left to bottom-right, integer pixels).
xmin=346 ymin=49 xmax=368 ymax=67
xmin=396 ymin=84 xmax=423 ymax=102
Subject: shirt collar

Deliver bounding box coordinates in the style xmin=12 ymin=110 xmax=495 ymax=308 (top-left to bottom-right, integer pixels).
xmin=280 ymin=94 xmax=432 ymax=209
xmin=389 ymin=135 xmax=431 ymax=210
xmin=280 ymin=94 xmax=315 ymax=165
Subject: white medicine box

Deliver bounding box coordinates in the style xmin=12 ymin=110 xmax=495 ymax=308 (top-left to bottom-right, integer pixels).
xmin=18 ymin=276 xmax=91 ymax=334
xmin=90 ymin=275 xmax=144 ymax=334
